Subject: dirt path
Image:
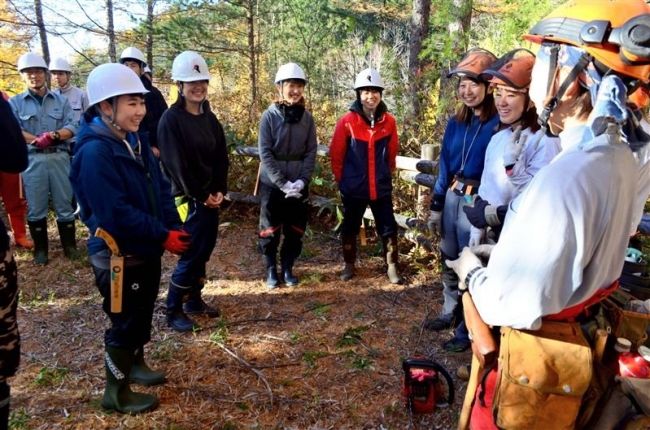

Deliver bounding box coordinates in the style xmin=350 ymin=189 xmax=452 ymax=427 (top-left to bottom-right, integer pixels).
xmin=11 ymin=205 xmax=469 ymax=429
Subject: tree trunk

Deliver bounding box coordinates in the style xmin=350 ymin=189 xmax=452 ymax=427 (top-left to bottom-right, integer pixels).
xmin=33 ymin=0 xmax=49 ymax=65
xmin=407 ymin=0 xmax=431 ymax=122
xmin=106 ymin=0 xmax=116 ymax=62
xmin=246 ymin=0 xmax=258 ymax=118
xmin=438 ymin=0 xmax=473 ymax=119
xmin=145 ymin=0 xmax=155 ymax=68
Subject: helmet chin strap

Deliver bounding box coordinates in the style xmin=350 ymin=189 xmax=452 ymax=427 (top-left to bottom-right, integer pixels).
xmin=100 ymin=98 xmax=123 ymax=134
xmin=537 ymin=45 xmax=592 ymax=134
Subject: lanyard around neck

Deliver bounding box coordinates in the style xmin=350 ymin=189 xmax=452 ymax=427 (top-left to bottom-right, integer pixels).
xmin=459 ymin=117 xmax=483 ymax=173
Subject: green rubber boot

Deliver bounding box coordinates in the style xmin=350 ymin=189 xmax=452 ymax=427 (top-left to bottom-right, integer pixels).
xmin=130 ymin=347 xmax=166 ymax=387
xmin=102 ymin=346 xmax=158 ymax=414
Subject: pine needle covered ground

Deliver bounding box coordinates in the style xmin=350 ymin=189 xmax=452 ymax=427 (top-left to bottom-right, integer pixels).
xmin=11 ymin=204 xmax=469 ymax=429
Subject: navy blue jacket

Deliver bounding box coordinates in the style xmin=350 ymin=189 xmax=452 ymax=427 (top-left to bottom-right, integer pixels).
xmin=431 ymin=114 xmax=500 ymax=210
xmin=70 ymin=117 xmax=181 ymax=257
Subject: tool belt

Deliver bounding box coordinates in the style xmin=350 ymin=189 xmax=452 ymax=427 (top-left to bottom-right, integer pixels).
xmin=89 ymin=250 xmax=145 ymax=270
xmin=449 ymin=176 xmax=479 ymax=197
xmin=492 ymin=321 xmax=592 ymax=430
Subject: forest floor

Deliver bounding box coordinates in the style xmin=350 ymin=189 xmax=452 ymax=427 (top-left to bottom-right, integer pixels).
xmin=9 ymin=203 xmax=470 ymax=430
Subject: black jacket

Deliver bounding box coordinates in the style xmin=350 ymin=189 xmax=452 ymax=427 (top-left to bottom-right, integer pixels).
xmin=140 ymin=76 xmax=168 ymax=149
xmin=158 ymin=103 xmax=229 ymax=202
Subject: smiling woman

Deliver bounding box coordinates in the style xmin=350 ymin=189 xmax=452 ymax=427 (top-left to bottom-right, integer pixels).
xmin=69 ymin=62 xmax=188 ymax=415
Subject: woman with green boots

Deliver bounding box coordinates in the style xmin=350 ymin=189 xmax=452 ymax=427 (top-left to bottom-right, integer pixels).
xmin=70 ymin=63 xmax=190 ymax=414
xmin=330 ymin=68 xmax=402 ymax=284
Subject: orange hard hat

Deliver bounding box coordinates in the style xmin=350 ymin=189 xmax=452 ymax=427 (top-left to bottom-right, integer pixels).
xmin=524 ymin=0 xmax=650 ymax=82
xmin=448 ymin=48 xmax=498 ymax=81
xmin=483 ymin=49 xmax=536 ymax=91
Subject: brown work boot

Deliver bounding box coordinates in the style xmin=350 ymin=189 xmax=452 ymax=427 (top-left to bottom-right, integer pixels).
xmin=340 ymin=235 xmax=357 ymax=281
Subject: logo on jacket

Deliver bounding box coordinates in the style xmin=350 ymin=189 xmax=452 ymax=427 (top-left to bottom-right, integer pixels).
xmin=193 ymin=64 xmax=201 ymax=73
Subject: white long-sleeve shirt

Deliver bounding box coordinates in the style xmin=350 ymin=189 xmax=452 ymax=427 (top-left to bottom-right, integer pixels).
xmin=629 ymin=117 xmax=650 ymax=235
xmin=468 ymin=125 xmax=637 ymax=330
xmin=478 ymin=127 xmax=561 ymax=207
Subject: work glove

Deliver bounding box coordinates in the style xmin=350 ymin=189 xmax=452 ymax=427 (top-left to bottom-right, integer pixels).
xmin=503 ymin=125 xmax=526 ymax=177
xmin=280 ymin=181 xmax=295 ymax=195
xmin=463 ymin=196 xmax=491 ymax=229
xmin=427 ymin=210 xmax=442 ymax=236
xmin=468 ymin=226 xmax=483 ymax=247
xmin=471 ymin=244 xmax=494 ymax=260
xmin=33 ymin=132 xmax=54 ymax=149
xmin=285 ymin=190 xmax=301 ymax=199
xmin=292 ymin=179 xmax=305 ymax=192
xmin=163 ymin=230 xmax=191 ymax=255
xmin=445 ymin=247 xmax=483 ymax=291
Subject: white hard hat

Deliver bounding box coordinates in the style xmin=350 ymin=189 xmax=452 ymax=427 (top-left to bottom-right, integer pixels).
xmin=171 ymin=51 xmax=211 ymax=82
xmin=49 ymin=57 xmax=72 ymax=72
xmin=274 ymin=62 xmax=307 ymax=84
xmin=17 ymin=52 xmax=48 ymax=72
xmin=354 ymin=68 xmax=385 ymax=90
xmin=87 ymin=63 xmax=149 ymax=106
xmin=119 ymin=47 xmax=146 ymax=65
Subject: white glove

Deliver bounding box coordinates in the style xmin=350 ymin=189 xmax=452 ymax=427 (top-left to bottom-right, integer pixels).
xmin=427 ymin=210 xmax=442 ymax=236
xmin=503 ymin=125 xmax=527 ymax=173
xmin=285 ymin=189 xmax=301 ymax=199
xmin=280 ymin=181 xmax=295 ymax=195
xmin=470 ymin=243 xmax=494 ymax=260
xmin=468 ymin=226 xmax=484 ymax=247
xmin=292 ymin=179 xmax=305 ymax=192
xmin=445 ymin=247 xmax=483 ymax=291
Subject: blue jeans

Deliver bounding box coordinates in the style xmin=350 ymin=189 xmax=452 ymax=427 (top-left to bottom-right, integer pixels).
xmin=439 ymin=189 xmax=473 ymax=318
xmin=171 ymin=200 xmax=219 ymax=290
xmin=23 ymin=151 xmax=74 ymax=222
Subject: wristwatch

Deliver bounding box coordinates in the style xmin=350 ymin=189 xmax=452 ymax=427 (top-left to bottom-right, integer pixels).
xmin=51 ymin=131 xmax=61 ymax=141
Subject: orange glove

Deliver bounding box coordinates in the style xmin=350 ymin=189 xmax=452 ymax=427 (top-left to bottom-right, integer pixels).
xmin=163 ymin=230 xmax=191 ymax=254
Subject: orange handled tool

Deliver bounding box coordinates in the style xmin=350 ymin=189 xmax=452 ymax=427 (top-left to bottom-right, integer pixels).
xmin=95 ymin=227 xmax=124 ymax=313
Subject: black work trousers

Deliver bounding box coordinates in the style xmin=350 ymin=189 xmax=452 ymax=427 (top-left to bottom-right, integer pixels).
xmin=340 ymin=194 xmax=397 ymax=238
xmin=258 ymin=182 xmax=308 ymax=264
xmin=91 ymin=256 xmax=161 ymax=349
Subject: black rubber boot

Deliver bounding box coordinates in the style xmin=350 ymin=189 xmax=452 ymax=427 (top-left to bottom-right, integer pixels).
xmin=28 ymin=218 xmax=48 ymax=265
xmin=56 ymin=220 xmax=77 ymax=259
xmin=281 ymin=258 xmax=299 ymax=287
xmin=102 ymin=346 xmax=158 ymax=414
xmin=166 ymin=285 xmax=196 ymax=332
xmin=184 ymin=289 xmax=220 ymax=318
xmin=264 ymin=255 xmax=280 ymax=289
xmin=340 ymin=235 xmax=357 ymax=281
xmin=0 ymin=381 xmax=9 ymax=430
xmin=382 ymin=235 xmax=403 ymax=284
xmin=130 ymin=347 xmax=166 ymax=387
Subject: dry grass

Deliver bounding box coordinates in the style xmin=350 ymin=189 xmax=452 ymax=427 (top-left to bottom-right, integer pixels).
xmin=11 ymin=206 xmax=469 ymax=429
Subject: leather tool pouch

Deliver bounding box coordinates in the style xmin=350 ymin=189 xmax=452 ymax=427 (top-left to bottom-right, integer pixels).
xmin=602 ymin=296 xmax=650 ymax=348
xmin=493 ymin=321 xmax=592 ymax=429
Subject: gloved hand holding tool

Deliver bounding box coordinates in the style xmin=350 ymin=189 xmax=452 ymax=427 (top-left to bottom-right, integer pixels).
xmin=445 ymin=247 xmax=483 ymax=291
xmin=463 ymin=196 xmax=501 ymax=229
xmin=503 ymin=125 xmax=526 ymax=177
xmin=164 ymin=230 xmax=191 ymax=254
xmin=32 ymin=131 xmax=55 ymax=149
xmin=291 ymin=179 xmax=305 ymax=193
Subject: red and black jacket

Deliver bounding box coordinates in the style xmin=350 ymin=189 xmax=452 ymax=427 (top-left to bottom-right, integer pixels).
xmin=330 ymin=101 xmax=398 ymax=200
